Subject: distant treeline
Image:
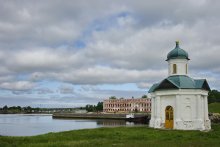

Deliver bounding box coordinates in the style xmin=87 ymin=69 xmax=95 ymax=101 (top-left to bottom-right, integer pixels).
xmin=0 ymin=106 xmax=38 ymax=114
xmin=0 ymin=103 xmax=103 ymax=114
xmin=0 ymin=106 xmax=79 ymax=114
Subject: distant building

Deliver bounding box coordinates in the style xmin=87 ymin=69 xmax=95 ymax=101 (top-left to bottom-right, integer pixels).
xmin=103 ymin=98 xmax=151 ymax=113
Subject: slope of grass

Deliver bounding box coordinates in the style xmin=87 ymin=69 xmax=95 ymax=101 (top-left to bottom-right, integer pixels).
xmin=209 ymin=102 xmax=220 ymax=113
xmin=1 ymin=124 xmax=220 ymax=147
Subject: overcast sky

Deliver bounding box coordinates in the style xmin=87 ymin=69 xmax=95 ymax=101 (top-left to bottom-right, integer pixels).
xmin=0 ymin=0 xmax=220 ymax=107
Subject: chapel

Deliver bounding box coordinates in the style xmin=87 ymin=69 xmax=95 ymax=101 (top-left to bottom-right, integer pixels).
xmin=148 ymin=41 xmax=211 ymax=130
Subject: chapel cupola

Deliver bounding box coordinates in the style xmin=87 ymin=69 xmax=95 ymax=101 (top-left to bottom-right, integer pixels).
xmin=167 ymin=41 xmax=189 ymax=76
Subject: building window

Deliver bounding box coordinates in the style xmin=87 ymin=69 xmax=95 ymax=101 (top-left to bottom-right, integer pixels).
xmin=186 ymin=64 xmax=188 ymax=74
xmin=173 ymin=64 xmax=177 ymax=74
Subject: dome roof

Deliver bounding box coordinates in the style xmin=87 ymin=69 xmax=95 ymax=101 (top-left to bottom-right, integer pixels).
xmin=166 ymin=41 xmax=190 ymax=61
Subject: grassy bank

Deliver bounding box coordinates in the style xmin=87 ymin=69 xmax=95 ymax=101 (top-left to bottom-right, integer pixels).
xmin=1 ymin=124 xmax=220 ymax=147
xmin=209 ymin=103 xmax=220 ymax=113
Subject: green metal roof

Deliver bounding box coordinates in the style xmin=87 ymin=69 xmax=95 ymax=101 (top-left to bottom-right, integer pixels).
xmin=194 ymin=79 xmax=206 ymax=88
xmin=167 ymin=75 xmax=195 ymax=88
xmin=166 ymin=41 xmax=190 ymax=61
xmin=148 ymin=75 xmax=210 ymax=93
xmin=148 ymin=83 xmax=159 ymax=93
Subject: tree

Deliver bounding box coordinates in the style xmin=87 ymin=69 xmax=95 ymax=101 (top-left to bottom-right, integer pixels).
xmin=16 ymin=106 xmax=22 ymax=111
xmin=85 ymin=102 xmax=103 ymax=112
xmin=208 ymin=90 xmax=220 ymax=104
xmin=109 ymin=96 xmax=116 ymax=99
xmin=2 ymin=105 xmax=8 ymax=113
xmin=23 ymin=106 xmax=32 ymax=113
xmin=96 ymin=102 xmax=103 ymax=111
xmin=85 ymin=104 xmax=95 ymax=112
xmin=142 ymin=95 xmax=148 ymax=98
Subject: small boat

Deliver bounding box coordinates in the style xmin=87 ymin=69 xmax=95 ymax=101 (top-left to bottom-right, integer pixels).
xmin=126 ymin=114 xmax=134 ymax=119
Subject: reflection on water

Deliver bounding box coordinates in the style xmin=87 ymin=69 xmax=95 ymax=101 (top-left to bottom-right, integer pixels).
xmin=0 ymin=114 xmax=147 ymax=136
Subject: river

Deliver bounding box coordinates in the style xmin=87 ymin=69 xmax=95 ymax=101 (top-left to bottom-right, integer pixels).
xmin=0 ymin=114 xmax=146 ymax=136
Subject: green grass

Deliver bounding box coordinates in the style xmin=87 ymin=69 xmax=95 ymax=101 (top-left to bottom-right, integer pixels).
xmin=1 ymin=124 xmax=220 ymax=147
xmin=209 ymin=103 xmax=220 ymax=113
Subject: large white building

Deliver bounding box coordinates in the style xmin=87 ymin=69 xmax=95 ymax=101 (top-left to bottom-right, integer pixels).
xmin=148 ymin=41 xmax=211 ymax=130
xmin=103 ymin=98 xmax=151 ymax=113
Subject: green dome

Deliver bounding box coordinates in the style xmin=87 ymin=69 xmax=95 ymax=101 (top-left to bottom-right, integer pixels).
xmin=166 ymin=41 xmax=190 ymax=61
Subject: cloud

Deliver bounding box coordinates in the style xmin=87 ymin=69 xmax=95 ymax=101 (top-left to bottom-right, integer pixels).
xmin=31 ymin=68 xmax=167 ymax=85
xmin=0 ymin=81 xmax=35 ymax=91
xmin=36 ymin=88 xmax=54 ymax=94
xmin=0 ymin=75 xmax=14 ymax=82
xmin=136 ymin=82 xmax=153 ymax=89
xmin=59 ymin=85 xmax=74 ymax=94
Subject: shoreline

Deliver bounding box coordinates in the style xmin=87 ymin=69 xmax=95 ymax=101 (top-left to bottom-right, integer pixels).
xmin=52 ymin=113 xmax=150 ymax=122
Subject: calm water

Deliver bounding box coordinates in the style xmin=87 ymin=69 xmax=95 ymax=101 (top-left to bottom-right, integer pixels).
xmin=0 ymin=114 xmax=146 ymax=136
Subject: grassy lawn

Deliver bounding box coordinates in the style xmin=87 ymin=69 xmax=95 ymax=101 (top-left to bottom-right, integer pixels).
xmin=1 ymin=124 xmax=220 ymax=147
xmin=209 ymin=103 xmax=220 ymax=113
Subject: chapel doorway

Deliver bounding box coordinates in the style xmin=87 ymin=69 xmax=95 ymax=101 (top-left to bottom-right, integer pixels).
xmin=165 ymin=106 xmax=173 ymax=129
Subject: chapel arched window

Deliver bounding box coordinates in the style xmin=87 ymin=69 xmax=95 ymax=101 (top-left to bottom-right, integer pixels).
xmin=173 ymin=64 xmax=177 ymax=74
